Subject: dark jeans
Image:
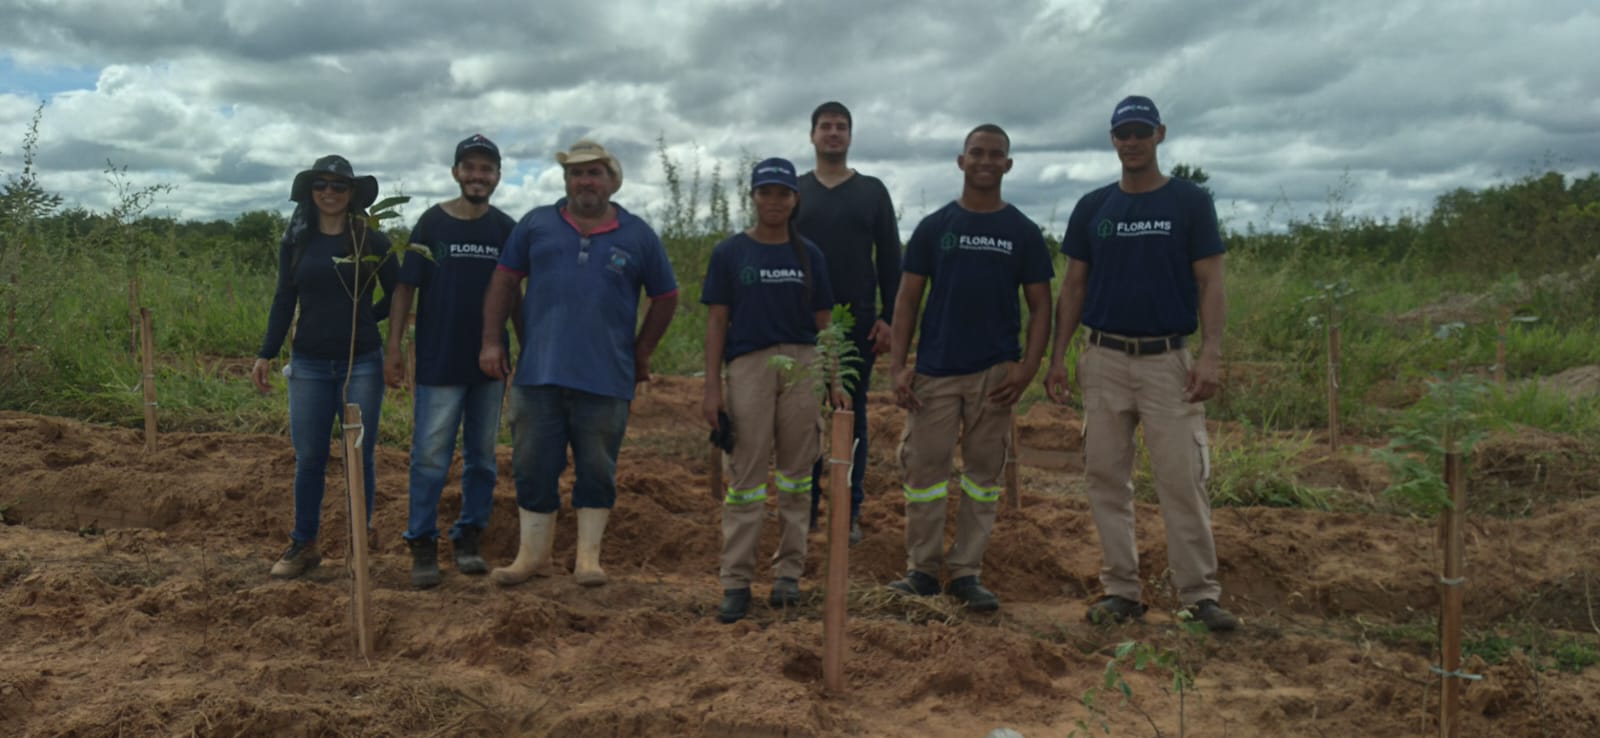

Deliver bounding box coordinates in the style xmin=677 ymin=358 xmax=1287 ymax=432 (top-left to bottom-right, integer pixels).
xmin=508 ymin=384 xmax=630 ymax=513
xmin=286 ymin=349 xmax=384 ymax=544
xmin=811 ymin=326 xmax=874 ymax=525
xmin=403 ymin=380 xmax=504 ymax=543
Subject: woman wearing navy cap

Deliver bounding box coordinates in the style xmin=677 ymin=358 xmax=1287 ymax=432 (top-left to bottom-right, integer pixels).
xmin=702 ymin=157 xmax=847 ymax=623
xmin=251 ymin=154 xmax=396 ymax=579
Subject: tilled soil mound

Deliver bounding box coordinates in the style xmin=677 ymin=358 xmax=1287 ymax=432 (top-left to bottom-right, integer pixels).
xmin=4 ymin=376 xmax=1600 ymax=737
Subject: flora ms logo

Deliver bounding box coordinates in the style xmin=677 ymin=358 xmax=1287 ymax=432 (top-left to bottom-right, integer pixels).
xmin=940 ymin=232 xmax=958 ymax=252
xmin=739 ymin=266 xmax=759 ymax=286
xmin=1096 ymin=219 xmax=1114 ymax=239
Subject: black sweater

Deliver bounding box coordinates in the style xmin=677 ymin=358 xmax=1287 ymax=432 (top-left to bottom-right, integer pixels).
xmin=258 ymin=227 xmax=396 ymax=361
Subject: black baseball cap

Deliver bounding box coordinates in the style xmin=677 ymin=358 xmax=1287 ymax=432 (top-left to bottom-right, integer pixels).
xmin=455 ymin=134 xmax=501 ymax=165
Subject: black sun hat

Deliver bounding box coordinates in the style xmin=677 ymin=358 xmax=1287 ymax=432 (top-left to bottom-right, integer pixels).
xmin=289 ymin=154 xmax=379 ymax=211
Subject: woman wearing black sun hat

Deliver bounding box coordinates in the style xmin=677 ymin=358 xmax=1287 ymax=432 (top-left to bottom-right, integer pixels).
xmin=251 ymin=154 xmax=396 ymax=579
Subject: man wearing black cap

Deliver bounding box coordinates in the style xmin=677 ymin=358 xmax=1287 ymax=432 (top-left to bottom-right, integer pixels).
xmin=796 ymin=101 xmax=903 ymax=545
xmin=385 ymin=134 xmax=518 ymax=589
xmin=1046 ymin=95 xmax=1238 ymax=632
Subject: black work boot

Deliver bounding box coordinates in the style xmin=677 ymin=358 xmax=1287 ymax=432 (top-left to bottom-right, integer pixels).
xmin=769 ymin=577 xmax=801 ymax=607
xmin=887 ymin=570 xmax=942 ymax=597
xmin=269 ymin=540 xmax=320 ymax=580
xmin=718 ymin=588 xmax=752 ymax=624
xmin=453 ymin=526 xmax=489 ymax=575
xmin=1183 ymin=599 xmax=1240 ymax=632
xmin=946 ymin=575 xmax=1000 ymax=612
xmin=1086 ymin=595 xmax=1148 ymax=625
xmin=409 ymin=537 xmax=442 ymax=590
xmin=848 ymin=516 xmax=864 ymax=546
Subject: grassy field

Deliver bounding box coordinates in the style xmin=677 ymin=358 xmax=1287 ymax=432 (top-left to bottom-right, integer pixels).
xmin=3 ymin=168 xmax=1599 ymax=513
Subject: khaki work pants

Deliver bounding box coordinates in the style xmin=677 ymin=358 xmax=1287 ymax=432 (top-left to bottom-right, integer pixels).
xmin=1080 ymin=339 xmax=1220 ymax=605
xmin=898 ymin=363 xmax=1012 ymax=580
xmin=719 ymin=345 xmax=823 ymax=590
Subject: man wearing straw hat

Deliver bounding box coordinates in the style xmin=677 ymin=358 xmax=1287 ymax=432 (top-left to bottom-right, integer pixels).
xmin=479 ymin=139 xmax=679 ymax=588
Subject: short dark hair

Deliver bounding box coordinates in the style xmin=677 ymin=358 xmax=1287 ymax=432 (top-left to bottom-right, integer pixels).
xmin=964 ymin=123 xmax=1010 ymax=152
xmin=811 ymin=101 xmax=853 ymax=132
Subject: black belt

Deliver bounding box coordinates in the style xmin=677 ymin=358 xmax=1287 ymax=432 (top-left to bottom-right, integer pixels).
xmin=1088 ymin=330 xmax=1185 ymax=356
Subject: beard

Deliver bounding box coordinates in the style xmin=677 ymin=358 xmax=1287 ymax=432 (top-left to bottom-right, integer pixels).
xmin=462 ymin=193 xmax=489 ymax=205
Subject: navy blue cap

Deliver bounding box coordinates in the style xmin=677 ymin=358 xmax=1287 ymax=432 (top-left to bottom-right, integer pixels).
xmin=455 ymin=134 xmax=500 ymax=165
xmin=750 ymin=157 xmax=798 ymax=191
xmin=1110 ymin=96 xmax=1161 ymax=129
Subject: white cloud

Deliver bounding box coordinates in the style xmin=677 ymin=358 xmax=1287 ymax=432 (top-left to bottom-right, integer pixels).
xmin=0 ymin=0 xmax=1592 ymax=235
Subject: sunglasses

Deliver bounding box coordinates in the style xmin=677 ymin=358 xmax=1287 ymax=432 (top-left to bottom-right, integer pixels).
xmin=311 ymin=179 xmax=351 ymax=193
xmin=1112 ymin=124 xmax=1156 ymax=141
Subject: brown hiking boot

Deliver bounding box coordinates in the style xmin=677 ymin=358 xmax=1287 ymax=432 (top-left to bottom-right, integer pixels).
xmin=270 ymin=541 xmax=321 ymax=579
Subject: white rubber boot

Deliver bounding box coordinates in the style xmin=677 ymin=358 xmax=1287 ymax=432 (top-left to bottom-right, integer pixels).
xmin=489 ymin=509 xmax=556 ymax=586
xmin=573 ymin=507 xmax=610 ymax=587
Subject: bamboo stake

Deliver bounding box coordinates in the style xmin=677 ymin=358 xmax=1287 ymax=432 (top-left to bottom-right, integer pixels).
xmin=128 ymin=277 xmax=140 ymax=355
xmin=1004 ymin=416 xmax=1020 ymax=510
xmin=139 ymin=308 xmax=157 ymax=453
xmin=1495 ymin=315 xmax=1507 ymax=388
xmin=1438 ymin=450 xmax=1466 ymax=738
xmin=1327 ymin=324 xmax=1342 ymax=452
xmin=342 ymin=403 xmax=375 ymax=658
xmin=823 ymin=409 xmax=854 ymax=693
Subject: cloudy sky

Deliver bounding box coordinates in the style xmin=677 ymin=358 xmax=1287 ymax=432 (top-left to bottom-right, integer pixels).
xmin=1 ymin=0 xmax=1596 ymax=238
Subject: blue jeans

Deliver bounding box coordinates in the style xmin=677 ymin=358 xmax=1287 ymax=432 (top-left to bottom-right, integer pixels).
xmin=508 ymin=385 xmax=630 ymax=513
xmin=404 ymin=380 xmax=504 ymax=543
xmin=287 ymin=349 xmax=384 ymax=544
xmin=812 ymin=328 xmax=875 ymax=523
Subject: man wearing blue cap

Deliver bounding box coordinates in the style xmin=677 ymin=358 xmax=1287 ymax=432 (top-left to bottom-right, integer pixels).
xmin=386 ymin=134 xmax=518 ymax=589
xmin=1045 ymin=95 xmax=1238 ymax=632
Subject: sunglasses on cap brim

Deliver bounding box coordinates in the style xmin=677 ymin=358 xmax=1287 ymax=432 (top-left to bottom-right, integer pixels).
xmin=1112 ymin=124 xmax=1156 ymax=141
xmin=311 ymin=179 xmax=351 ymax=193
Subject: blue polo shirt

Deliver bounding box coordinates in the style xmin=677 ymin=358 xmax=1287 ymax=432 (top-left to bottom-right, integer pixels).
xmin=1062 ymin=178 xmax=1224 ymax=337
xmin=903 ymin=202 xmax=1054 ymax=377
xmin=401 ymin=203 xmax=516 ymax=386
xmin=701 ymin=233 xmax=835 ymax=362
xmin=497 ymin=199 xmax=678 ymax=400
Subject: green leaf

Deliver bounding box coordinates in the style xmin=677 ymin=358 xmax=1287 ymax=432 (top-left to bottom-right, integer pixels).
xmin=1114 ymin=640 xmax=1137 ymax=659
xmin=370 ymin=195 xmax=411 ymax=213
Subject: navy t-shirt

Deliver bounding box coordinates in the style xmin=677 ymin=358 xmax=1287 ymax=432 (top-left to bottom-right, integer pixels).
xmin=401 ymin=203 xmax=517 ymax=386
xmin=1062 ymin=178 xmax=1225 ymax=337
xmin=259 ymin=228 xmax=396 ymax=361
xmin=701 ymin=233 xmax=835 ymax=362
xmin=903 ymin=202 xmax=1054 ymax=376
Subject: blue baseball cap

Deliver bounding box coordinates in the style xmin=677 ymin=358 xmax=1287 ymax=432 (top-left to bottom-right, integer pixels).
xmin=750 ymin=157 xmax=798 ymax=191
xmin=455 ymin=133 xmax=500 ymax=165
xmin=1110 ymin=95 xmax=1161 ymax=129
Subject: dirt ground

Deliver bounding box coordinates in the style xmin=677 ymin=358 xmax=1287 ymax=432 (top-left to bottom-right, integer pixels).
xmin=5 ymin=375 xmax=1600 ymax=737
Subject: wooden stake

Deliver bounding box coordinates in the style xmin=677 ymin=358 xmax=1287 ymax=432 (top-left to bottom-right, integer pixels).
xmin=139 ymin=308 xmax=157 ymax=453
xmin=1438 ymin=450 xmax=1466 ymax=738
xmin=342 ymin=403 xmax=375 ymax=659
xmin=128 ymin=277 xmax=140 ymax=355
xmin=1495 ymin=316 xmax=1507 ymax=388
xmin=1004 ymin=416 xmax=1020 ymax=510
xmin=1327 ymin=324 xmax=1342 ymax=452
xmin=823 ymin=409 xmax=854 ymax=694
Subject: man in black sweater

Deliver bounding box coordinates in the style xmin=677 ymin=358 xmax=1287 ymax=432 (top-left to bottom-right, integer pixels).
xmin=797 ymin=101 xmax=903 ymax=544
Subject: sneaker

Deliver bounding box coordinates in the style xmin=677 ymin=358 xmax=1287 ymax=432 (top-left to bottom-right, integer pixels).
xmin=848 ymin=517 xmax=864 ymax=546
xmin=718 ymin=588 xmax=752 ymax=624
xmin=886 ymin=570 xmax=941 ymax=597
xmin=769 ymin=577 xmax=801 ymax=608
xmin=408 ymin=537 xmax=441 ymax=590
xmin=945 ymin=575 xmax=1000 ymax=612
xmin=453 ymin=526 xmax=489 ymax=575
xmin=270 ymin=541 xmax=321 ymax=580
xmin=1085 ymin=595 xmax=1147 ymax=625
xmin=1183 ymin=599 xmax=1240 ymax=632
